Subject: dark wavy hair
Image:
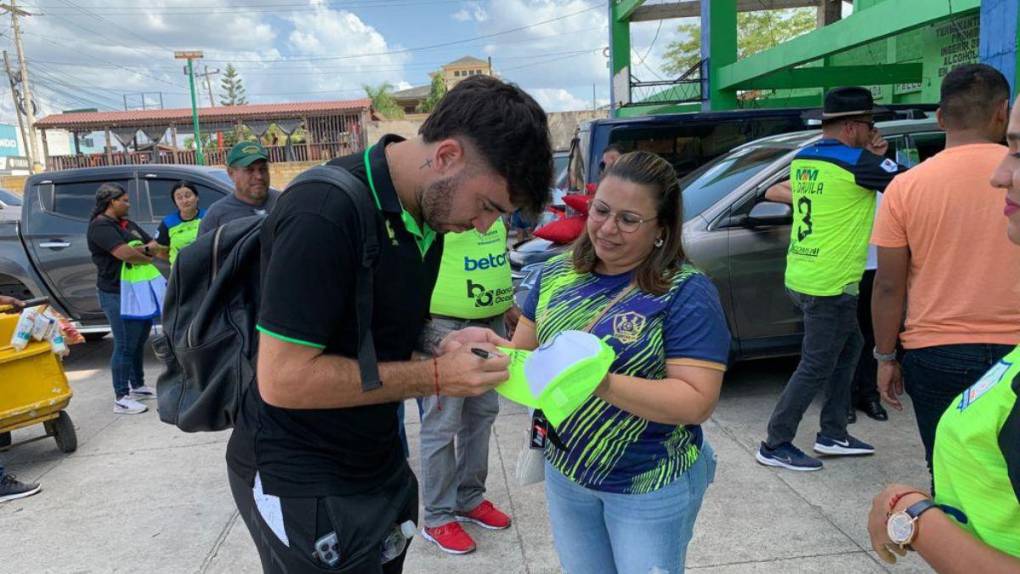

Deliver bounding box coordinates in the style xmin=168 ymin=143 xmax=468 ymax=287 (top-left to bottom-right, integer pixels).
xmin=572 ymin=151 xmax=685 ymax=295
xmin=419 ymin=75 xmax=553 ymax=220
xmin=90 ymin=182 xmax=127 ymax=220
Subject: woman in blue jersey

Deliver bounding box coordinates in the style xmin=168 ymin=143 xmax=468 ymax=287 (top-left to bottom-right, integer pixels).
xmin=155 ymin=180 xmax=204 ymax=266
xmin=511 ymin=151 xmax=730 ymax=574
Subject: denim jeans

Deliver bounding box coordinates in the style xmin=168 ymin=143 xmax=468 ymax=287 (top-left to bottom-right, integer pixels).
xmin=544 ymin=442 xmax=717 ymax=574
xmin=901 ymin=344 xmax=1013 ymax=473
xmin=97 ymin=289 xmax=152 ymax=399
xmin=766 ymin=290 xmax=863 ymax=447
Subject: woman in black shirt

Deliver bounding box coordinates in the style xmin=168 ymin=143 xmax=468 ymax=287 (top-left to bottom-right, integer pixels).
xmin=85 ymin=183 xmax=166 ymax=415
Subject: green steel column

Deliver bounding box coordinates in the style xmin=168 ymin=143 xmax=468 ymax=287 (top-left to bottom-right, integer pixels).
xmin=703 ymin=0 xmax=738 ymax=110
xmin=609 ymin=1 xmax=633 ymax=117
xmin=186 ymin=58 xmax=204 ymax=166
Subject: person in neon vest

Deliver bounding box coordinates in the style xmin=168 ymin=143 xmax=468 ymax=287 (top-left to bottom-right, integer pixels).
xmin=866 ymin=96 xmax=1020 ymax=571
xmin=86 ymin=183 xmax=167 ymax=415
xmin=154 ymin=180 xmax=205 ymax=266
xmin=418 ymin=219 xmax=515 ymax=554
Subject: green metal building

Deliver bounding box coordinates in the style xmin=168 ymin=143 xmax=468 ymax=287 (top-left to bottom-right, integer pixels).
xmin=609 ymin=0 xmax=1019 ymax=117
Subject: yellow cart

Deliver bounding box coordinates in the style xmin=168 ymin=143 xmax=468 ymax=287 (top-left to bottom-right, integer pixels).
xmin=0 ymin=303 xmax=77 ymax=453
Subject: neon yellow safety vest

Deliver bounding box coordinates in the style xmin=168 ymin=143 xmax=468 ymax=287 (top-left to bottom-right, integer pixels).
xmin=933 ymin=345 xmax=1020 ymax=556
xmin=430 ymin=219 xmax=513 ymax=319
xmin=784 ymin=140 xmax=900 ymax=296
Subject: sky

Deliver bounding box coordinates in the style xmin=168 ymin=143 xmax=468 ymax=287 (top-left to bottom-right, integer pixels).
xmin=0 ymin=0 xmax=683 ymax=126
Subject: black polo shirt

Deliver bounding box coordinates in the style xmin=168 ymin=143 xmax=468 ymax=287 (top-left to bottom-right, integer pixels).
xmin=86 ymin=216 xmax=152 ymax=293
xmin=226 ymin=135 xmax=443 ymax=497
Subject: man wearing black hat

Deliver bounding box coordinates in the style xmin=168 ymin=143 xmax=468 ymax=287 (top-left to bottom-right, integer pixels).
xmin=756 ymin=87 xmax=905 ymax=472
xmin=198 ymin=141 xmax=278 ymax=235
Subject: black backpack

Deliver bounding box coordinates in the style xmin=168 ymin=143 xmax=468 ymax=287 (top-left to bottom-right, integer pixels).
xmin=153 ymin=165 xmax=382 ymax=432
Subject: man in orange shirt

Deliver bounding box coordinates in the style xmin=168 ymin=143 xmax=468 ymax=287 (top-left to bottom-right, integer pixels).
xmin=871 ymin=64 xmax=1019 ymax=474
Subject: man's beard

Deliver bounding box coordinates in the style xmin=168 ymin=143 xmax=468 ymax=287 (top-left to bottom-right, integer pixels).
xmin=419 ymin=172 xmax=463 ymax=230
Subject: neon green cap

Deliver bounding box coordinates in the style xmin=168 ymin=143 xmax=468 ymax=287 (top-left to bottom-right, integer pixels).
xmin=496 ymin=330 xmax=615 ymax=428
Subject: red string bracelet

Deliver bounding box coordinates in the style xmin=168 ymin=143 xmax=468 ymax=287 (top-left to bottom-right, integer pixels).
xmin=432 ymin=357 xmax=442 ymax=411
xmin=888 ymin=489 xmax=928 ymax=516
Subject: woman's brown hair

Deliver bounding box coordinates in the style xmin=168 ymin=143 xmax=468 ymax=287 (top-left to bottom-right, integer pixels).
xmin=572 ymin=151 xmax=685 ymax=295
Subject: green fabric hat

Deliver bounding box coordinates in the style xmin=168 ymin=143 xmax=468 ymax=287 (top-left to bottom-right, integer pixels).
xmin=227 ymin=141 xmax=269 ymax=167
xmin=496 ymin=330 xmax=615 ymax=428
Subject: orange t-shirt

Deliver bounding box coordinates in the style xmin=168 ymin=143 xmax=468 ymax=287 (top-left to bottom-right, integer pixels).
xmin=871 ymin=143 xmax=1020 ymax=349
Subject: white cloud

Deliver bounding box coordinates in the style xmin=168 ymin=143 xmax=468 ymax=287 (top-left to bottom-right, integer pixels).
xmin=528 ymin=88 xmax=590 ymax=112
xmin=452 ymin=2 xmax=488 ymax=22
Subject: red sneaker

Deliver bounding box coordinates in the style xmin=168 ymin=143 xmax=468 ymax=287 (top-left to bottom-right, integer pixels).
xmin=456 ymin=500 xmax=512 ymax=530
xmin=421 ymin=522 xmax=476 ymax=555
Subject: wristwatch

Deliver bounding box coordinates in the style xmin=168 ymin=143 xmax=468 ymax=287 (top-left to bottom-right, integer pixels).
xmin=886 ymin=498 xmax=938 ymax=549
xmin=873 ymin=346 xmax=897 ymax=362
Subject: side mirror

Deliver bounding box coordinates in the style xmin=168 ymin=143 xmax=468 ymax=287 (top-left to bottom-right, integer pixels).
xmin=747 ymin=201 xmax=792 ymax=226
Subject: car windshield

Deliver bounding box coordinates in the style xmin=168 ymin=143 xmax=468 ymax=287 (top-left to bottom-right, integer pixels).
xmin=0 ymin=188 xmax=22 ymax=206
xmin=680 ymin=145 xmax=793 ymax=221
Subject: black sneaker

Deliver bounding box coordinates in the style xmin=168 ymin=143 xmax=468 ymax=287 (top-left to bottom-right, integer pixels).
xmin=0 ymin=473 xmax=41 ymax=503
xmin=813 ymin=433 xmax=875 ymax=456
xmin=755 ymin=442 xmax=823 ymax=472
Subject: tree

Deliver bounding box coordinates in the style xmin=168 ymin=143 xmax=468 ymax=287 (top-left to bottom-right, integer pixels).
xmin=662 ymin=8 xmax=816 ymax=76
xmin=219 ymin=64 xmax=248 ymax=106
xmin=363 ymin=82 xmax=405 ymax=120
xmin=416 ymin=74 xmax=447 ymax=114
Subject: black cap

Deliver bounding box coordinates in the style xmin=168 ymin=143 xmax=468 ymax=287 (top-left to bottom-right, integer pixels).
xmin=804 ymin=86 xmax=888 ymax=120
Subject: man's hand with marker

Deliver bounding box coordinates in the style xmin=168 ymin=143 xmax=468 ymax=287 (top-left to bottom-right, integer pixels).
xmin=434 ymin=327 xmax=511 ymax=397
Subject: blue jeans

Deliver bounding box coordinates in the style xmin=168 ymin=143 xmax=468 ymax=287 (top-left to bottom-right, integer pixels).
xmin=97 ymin=289 xmax=152 ymax=399
xmin=902 ymin=344 xmax=1013 ymax=474
xmin=544 ymin=442 xmax=717 ymax=574
xmin=766 ymin=290 xmax=863 ymax=447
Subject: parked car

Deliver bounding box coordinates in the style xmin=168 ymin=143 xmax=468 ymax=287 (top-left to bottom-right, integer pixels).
xmin=0 ymin=188 xmax=21 ymax=223
xmin=567 ymin=105 xmax=935 ymax=191
xmin=515 ymin=116 xmax=946 ymax=361
xmin=0 ymin=165 xmax=239 ymax=336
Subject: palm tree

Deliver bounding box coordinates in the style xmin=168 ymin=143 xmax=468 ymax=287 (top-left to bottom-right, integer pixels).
xmin=363 ymin=83 xmax=405 ymax=119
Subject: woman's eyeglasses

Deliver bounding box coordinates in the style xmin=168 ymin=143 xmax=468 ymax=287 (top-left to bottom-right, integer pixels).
xmin=588 ymin=201 xmax=655 ymax=233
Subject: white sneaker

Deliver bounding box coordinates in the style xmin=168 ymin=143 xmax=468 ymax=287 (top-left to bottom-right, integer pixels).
xmin=114 ymin=396 xmax=148 ymax=415
xmin=129 ymin=385 xmax=157 ymax=401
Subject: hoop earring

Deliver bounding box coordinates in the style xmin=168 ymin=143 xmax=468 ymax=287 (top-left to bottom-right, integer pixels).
xmin=654 ymin=237 xmax=664 ymax=248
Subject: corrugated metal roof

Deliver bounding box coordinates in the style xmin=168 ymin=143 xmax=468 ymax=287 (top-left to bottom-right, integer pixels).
xmin=36 ymin=98 xmax=372 ymax=130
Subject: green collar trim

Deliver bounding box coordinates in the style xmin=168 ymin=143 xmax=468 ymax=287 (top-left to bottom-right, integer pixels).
xmin=363 ymin=146 xmax=436 ymax=258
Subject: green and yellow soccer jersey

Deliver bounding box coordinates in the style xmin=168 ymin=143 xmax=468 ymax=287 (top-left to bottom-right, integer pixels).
xmin=785 ymin=139 xmax=902 ymax=296
xmin=933 ymin=345 xmax=1020 ymax=555
xmin=156 ymin=209 xmax=205 ymax=266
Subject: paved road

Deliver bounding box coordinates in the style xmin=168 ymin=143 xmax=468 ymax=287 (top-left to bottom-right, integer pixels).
xmin=1 ymin=338 xmax=935 ymax=573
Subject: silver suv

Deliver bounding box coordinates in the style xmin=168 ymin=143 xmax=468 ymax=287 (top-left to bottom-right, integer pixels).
xmin=515 ymin=117 xmax=946 ymax=362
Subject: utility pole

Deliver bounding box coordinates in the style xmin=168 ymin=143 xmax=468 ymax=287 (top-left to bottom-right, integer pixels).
xmin=175 ymin=51 xmax=204 ymax=165
xmin=196 ymin=65 xmax=220 ymax=107
xmin=3 ymin=50 xmax=30 ymax=168
xmin=2 ymin=1 xmax=40 ymax=171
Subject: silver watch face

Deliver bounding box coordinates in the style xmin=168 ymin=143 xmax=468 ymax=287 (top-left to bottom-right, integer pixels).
xmin=887 ymin=512 xmax=914 ymax=544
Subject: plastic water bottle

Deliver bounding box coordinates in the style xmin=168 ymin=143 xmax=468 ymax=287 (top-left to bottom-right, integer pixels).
xmin=380 ymin=520 xmax=416 ymax=564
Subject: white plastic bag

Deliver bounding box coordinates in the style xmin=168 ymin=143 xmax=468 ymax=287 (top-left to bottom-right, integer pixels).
xmin=514 ymin=411 xmax=546 ymax=486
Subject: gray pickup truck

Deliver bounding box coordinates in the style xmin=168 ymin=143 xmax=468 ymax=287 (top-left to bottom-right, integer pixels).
xmin=0 ymin=165 xmax=238 ymax=337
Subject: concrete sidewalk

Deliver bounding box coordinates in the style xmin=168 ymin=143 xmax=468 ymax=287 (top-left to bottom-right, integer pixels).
xmin=1 ymin=339 xmax=935 ymax=573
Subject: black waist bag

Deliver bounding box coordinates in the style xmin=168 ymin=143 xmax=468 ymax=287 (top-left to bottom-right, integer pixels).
xmin=153 ymin=165 xmax=381 ymax=432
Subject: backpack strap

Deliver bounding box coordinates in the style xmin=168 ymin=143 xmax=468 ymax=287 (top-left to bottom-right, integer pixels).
xmin=287 ymin=165 xmax=382 ymax=392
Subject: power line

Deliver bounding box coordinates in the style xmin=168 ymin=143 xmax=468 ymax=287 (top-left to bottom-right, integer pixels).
xmin=51 ymin=0 xmax=175 ymax=52
xmin=25 ymin=32 xmax=187 ymax=89
xmin=200 ymin=3 xmax=603 ymax=62
xmin=24 ymin=0 xmax=482 ymax=14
